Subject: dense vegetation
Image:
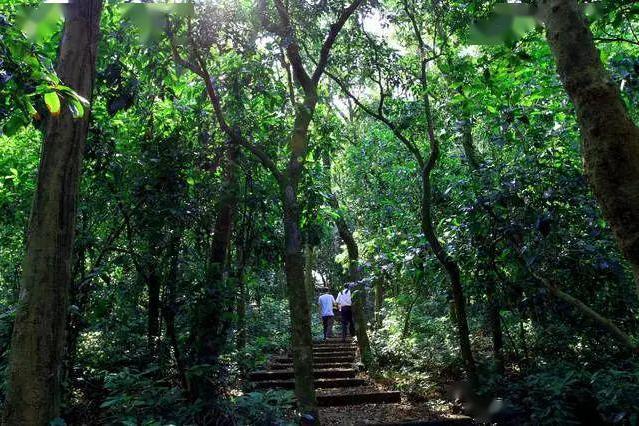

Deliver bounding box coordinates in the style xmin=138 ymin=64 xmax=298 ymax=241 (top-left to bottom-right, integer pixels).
xmin=1 ymin=0 xmax=639 ymax=424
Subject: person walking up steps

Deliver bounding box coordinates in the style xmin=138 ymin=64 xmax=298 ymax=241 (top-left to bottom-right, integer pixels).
xmin=337 ymin=283 xmax=355 ymax=341
xmin=318 ymin=288 xmax=336 ymax=340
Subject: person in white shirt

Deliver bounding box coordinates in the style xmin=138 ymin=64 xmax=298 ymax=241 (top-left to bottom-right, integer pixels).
xmin=318 ymin=289 xmax=336 ymax=340
xmin=336 ymin=283 xmax=355 ymax=341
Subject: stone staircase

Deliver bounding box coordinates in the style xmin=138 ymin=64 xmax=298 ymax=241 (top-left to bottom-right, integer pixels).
xmin=249 ymin=337 xmax=402 ymax=407
xmin=249 ymin=338 xmax=475 ymax=425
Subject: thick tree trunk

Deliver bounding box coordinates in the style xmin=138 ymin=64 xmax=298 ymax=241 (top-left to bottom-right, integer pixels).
xmin=193 ymin=143 xmax=238 ymax=367
xmin=281 ymin=185 xmax=317 ymax=418
xmin=541 ymin=0 xmax=639 ymax=299
xmin=4 ymin=2 xmax=102 ymax=424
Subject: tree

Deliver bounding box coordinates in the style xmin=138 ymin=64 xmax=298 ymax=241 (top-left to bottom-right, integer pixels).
xmin=539 ymin=0 xmax=639 ymax=302
xmin=4 ymin=1 xmax=103 ymax=424
xmin=324 ymin=154 xmax=373 ymax=367
xmin=170 ymin=0 xmax=364 ymax=417
xmin=327 ymin=0 xmax=478 ymax=386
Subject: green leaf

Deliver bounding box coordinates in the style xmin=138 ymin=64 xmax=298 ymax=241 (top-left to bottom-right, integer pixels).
xmin=25 ymin=100 xmax=40 ymax=120
xmin=44 ymin=91 xmax=61 ymax=116
xmin=2 ymin=114 xmax=28 ymax=136
xmin=68 ymin=98 xmax=84 ymax=119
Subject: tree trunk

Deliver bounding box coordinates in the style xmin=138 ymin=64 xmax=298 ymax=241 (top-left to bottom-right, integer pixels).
xmin=147 ymin=270 xmax=161 ymax=350
xmin=304 ymin=242 xmax=316 ymax=308
xmin=460 ymin=119 xmax=481 ymax=170
xmin=421 ymin=166 xmax=478 ymax=387
xmin=328 ymin=194 xmax=373 ymax=368
xmin=162 ymin=233 xmax=190 ymax=396
xmin=193 ymin=143 xmax=238 ymax=368
xmin=281 ymin=184 xmax=317 ymax=418
xmin=459 ymin=122 xmax=505 ymax=374
xmin=485 ymin=278 xmax=505 ymax=374
xmin=374 ymin=277 xmax=384 ymax=329
xmin=236 ymin=269 xmax=247 ymax=353
xmin=4 ymin=2 xmax=102 ymax=424
xmin=540 ymin=0 xmax=639 ymax=299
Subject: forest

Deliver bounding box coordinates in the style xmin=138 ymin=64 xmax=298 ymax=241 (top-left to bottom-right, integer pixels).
xmin=1 ymin=0 xmax=639 ymax=425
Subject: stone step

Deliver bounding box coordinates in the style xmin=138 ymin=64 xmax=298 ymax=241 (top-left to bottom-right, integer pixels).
xmin=273 ymin=355 xmax=356 ymax=364
xmin=313 ymin=352 xmax=356 ymax=358
xmin=317 ymin=390 xmax=402 ymax=406
xmin=314 ymin=347 xmax=357 ymax=353
xmin=249 ymin=368 xmax=356 ymax=381
xmin=271 ymin=356 xmax=355 ymax=364
xmin=252 ymin=377 xmax=367 ymax=390
xmin=314 ymin=351 xmax=355 ymax=357
xmin=270 ymin=362 xmax=353 ymax=370
xmin=313 ymin=346 xmax=357 ymax=352
xmin=314 ymin=340 xmax=356 ymax=345
xmin=313 ymin=348 xmax=357 ymax=354
xmin=366 ymin=419 xmax=475 ymax=426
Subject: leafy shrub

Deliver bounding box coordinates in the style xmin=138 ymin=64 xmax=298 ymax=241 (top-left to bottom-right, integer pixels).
xmin=230 ymin=390 xmax=295 ymax=426
xmin=101 ymin=366 xmax=198 ymax=425
xmin=100 ymin=366 xmax=295 ymax=425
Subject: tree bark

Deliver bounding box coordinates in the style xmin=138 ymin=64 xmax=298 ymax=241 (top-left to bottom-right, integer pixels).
xmin=282 ymin=185 xmax=317 ymax=416
xmin=374 ymin=276 xmax=384 ymax=328
xmin=485 ymin=278 xmax=505 ymax=374
xmin=304 ymin=242 xmax=316 ymax=308
xmin=162 ymin=233 xmax=190 ymax=396
xmin=193 ymin=143 xmax=238 ymax=369
xmin=420 ymin=142 xmax=478 ymax=388
xmin=147 ymin=269 xmax=161 ymax=350
xmin=459 ymin=122 xmax=505 ymax=374
xmin=4 ymin=2 xmax=102 ymax=424
xmin=540 ymin=0 xmax=639 ymax=299
xmin=328 ymin=194 xmax=373 ymax=368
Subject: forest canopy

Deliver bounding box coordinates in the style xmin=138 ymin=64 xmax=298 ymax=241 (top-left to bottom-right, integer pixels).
xmin=1 ymin=0 xmax=639 ymax=425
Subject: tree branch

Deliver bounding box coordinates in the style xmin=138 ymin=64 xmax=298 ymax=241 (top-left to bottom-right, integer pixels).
xmin=593 ymin=36 xmax=639 ymax=46
xmin=272 ymin=0 xmax=314 ymax=93
xmin=325 ymin=68 xmax=425 ymax=168
xmin=171 ymin=25 xmax=284 ymax=184
xmin=167 ymin=20 xmax=204 ymax=78
xmin=311 ymin=0 xmax=366 ymax=84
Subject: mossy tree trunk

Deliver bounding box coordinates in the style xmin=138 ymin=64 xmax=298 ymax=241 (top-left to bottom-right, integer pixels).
xmin=192 ymin=143 xmax=239 ymax=396
xmin=4 ymin=1 xmax=103 ymax=423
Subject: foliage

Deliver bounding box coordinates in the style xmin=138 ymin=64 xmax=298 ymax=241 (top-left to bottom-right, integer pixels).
xmin=1 ymin=1 xmax=639 ymax=424
xmin=0 ymin=4 xmax=89 ymax=136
